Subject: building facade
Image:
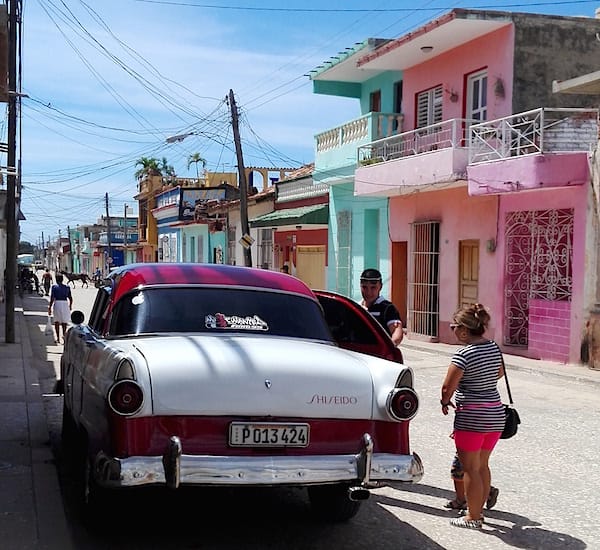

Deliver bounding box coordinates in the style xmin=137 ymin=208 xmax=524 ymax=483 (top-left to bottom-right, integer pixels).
xmin=312 ymin=9 xmax=600 ymax=363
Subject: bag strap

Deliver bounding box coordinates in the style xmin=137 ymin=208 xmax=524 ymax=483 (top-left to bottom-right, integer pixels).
xmin=497 ymin=343 xmax=514 ymax=405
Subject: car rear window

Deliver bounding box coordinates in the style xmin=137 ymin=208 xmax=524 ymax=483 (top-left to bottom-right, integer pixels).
xmin=109 ymin=287 xmax=333 ymax=341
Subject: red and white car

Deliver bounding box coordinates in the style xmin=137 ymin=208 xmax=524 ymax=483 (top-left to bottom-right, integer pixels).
xmin=60 ymin=263 xmax=423 ymax=521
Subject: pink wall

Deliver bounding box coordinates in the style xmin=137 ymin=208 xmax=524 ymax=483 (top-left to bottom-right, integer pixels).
xmin=468 ymin=153 xmax=590 ymax=196
xmin=498 ymin=185 xmax=588 ymax=363
xmin=388 ymin=186 xmax=500 ymax=339
xmin=403 ymin=26 xmax=514 ymax=129
xmin=528 ymin=299 xmax=571 ymax=362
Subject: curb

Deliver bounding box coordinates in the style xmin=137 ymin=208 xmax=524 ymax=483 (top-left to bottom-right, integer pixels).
xmin=401 ymin=340 xmax=600 ymax=388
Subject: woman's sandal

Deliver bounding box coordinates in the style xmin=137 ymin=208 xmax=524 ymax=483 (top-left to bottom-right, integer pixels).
xmin=450 ymin=517 xmax=483 ymax=529
xmin=444 ymin=499 xmax=467 ymax=510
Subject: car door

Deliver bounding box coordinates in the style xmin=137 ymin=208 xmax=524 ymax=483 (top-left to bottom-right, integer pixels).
xmin=314 ymin=290 xmax=404 ymax=364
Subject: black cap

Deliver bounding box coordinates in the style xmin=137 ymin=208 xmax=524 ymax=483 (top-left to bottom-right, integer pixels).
xmin=360 ymin=268 xmax=382 ymax=282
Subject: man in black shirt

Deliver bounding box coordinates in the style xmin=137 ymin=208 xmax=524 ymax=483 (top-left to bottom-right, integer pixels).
xmin=360 ymin=268 xmax=404 ymax=345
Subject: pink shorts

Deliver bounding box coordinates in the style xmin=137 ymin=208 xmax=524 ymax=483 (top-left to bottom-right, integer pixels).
xmin=454 ymin=430 xmax=502 ymax=452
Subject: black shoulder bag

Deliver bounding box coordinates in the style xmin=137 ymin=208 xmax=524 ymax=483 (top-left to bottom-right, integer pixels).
xmin=500 ymin=355 xmax=521 ymax=439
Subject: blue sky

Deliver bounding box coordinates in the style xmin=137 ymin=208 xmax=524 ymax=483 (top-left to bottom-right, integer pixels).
xmin=11 ymin=0 xmax=599 ymax=244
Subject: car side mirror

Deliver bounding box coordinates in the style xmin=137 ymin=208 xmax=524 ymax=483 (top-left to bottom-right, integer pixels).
xmin=71 ymin=310 xmax=85 ymax=325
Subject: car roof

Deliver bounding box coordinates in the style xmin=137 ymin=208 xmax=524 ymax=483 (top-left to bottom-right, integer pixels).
xmin=108 ymin=263 xmax=317 ymax=302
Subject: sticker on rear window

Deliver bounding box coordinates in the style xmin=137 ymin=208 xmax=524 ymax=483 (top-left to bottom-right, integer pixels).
xmin=205 ymin=313 xmax=269 ymax=331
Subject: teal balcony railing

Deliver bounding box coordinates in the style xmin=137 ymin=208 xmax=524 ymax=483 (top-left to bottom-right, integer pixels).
xmin=315 ymin=112 xmax=403 ymax=169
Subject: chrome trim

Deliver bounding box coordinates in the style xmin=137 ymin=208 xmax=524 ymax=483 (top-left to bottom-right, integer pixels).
xmin=162 ymin=436 xmax=182 ymax=489
xmin=107 ymin=379 xmax=144 ymax=416
xmin=386 ymin=387 xmax=419 ymax=422
xmin=356 ymin=433 xmax=373 ymax=485
xmin=93 ymin=448 xmax=424 ymax=489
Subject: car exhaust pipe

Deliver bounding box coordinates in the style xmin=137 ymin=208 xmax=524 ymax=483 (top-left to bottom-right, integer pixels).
xmin=348 ymin=486 xmax=370 ymax=501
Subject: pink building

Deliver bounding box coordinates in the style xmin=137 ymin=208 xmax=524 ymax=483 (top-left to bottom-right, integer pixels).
xmin=350 ymin=9 xmax=600 ymax=363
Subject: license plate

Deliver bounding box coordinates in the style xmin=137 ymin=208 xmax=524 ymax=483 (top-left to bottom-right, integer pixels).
xmin=229 ymin=422 xmax=310 ymax=447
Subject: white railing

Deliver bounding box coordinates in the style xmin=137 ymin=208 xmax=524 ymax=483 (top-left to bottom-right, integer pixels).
xmin=357 ymin=118 xmax=473 ymax=165
xmin=469 ymin=108 xmax=599 ymax=164
xmin=316 ymin=112 xmax=403 ymax=153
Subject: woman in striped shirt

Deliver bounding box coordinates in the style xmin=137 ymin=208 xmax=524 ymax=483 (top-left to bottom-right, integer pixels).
xmin=440 ymin=303 xmax=505 ymax=529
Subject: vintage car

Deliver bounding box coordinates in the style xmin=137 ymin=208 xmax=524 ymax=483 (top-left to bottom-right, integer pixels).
xmin=59 ymin=263 xmax=423 ymax=521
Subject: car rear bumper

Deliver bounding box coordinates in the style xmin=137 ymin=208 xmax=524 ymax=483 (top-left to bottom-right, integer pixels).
xmin=93 ymin=434 xmax=424 ymax=489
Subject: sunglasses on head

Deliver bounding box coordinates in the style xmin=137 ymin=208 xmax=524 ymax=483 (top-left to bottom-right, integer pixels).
xmin=450 ymin=323 xmax=461 ymax=330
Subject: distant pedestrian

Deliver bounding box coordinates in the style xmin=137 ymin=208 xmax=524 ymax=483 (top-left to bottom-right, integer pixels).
xmin=359 ymin=268 xmax=404 ymax=345
xmin=48 ymin=273 xmax=73 ymax=344
xmin=42 ymin=269 xmax=53 ymax=296
xmin=280 ymin=264 xmax=289 ymax=274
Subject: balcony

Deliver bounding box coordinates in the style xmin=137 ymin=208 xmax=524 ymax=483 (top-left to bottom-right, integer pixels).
xmin=468 ymin=108 xmax=598 ymax=195
xmin=469 ymin=108 xmax=598 ymax=163
xmin=314 ymin=112 xmax=403 ymax=178
xmin=354 ymin=118 xmax=472 ymax=196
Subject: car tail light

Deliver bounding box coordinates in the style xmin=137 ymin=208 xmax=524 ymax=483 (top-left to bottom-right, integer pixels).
xmin=108 ymin=380 xmax=144 ymax=416
xmin=386 ymin=388 xmax=419 ymax=421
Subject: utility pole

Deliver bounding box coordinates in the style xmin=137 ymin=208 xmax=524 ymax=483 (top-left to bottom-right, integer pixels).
xmin=67 ymin=225 xmax=73 ymax=272
xmin=105 ymin=192 xmax=112 ymax=270
xmin=228 ymin=89 xmax=252 ymax=267
xmin=4 ymin=0 xmax=19 ymax=342
xmin=123 ymin=203 xmax=128 ymax=265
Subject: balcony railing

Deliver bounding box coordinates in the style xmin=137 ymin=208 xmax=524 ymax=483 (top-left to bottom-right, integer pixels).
xmin=357 ymin=118 xmax=473 ymax=165
xmin=469 ymin=108 xmax=599 ymax=164
xmin=316 ymin=112 xmax=403 ymax=154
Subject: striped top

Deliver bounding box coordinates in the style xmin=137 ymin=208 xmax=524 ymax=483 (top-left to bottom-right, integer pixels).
xmin=451 ymin=340 xmax=505 ymax=433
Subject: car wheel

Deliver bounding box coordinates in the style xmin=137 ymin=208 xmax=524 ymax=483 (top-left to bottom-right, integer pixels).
xmin=308 ymin=484 xmax=362 ymax=522
xmin=61 ymin=400 xmax=78 ymax=451
xmin=74 ymin=436 xmax=110 ymax=528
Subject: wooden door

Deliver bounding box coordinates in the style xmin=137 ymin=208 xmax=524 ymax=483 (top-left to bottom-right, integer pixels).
xmin=391 ymin=241 xmax=408 ymax=325
xmin=296 ymin=245 xmax=326 ymax=290
xmin=459 ymin=240 xmax=479 ymax=309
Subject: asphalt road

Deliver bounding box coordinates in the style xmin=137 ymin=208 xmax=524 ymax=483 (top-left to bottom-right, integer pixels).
xmin=21 ymin=282 xmax=600 ymax=549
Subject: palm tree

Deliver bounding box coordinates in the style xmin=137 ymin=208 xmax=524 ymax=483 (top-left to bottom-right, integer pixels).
xmin=134 ymin=157 xmax=161 ymax=180
xmin=187 ymin=153 xmax=207 ymax=183
xmin=160 ymin=157 xmax=176 ymax=178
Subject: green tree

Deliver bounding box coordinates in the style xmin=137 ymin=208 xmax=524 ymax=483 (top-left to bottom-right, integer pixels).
xmin=18 ymin=241 xmax=34 ymax=254
xmin=134 ymin=157 xmax=161 ymax=180
xmin=160 ymin=157 xmax=176 ymax=178
xmin=187 ymin=153 xmax=207 ymax=183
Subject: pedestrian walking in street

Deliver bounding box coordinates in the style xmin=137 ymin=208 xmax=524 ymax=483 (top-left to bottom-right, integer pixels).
xmin=359 ymin=268 xmax=404 ymax=345
xmin=440 ymin=303 xmax=505 ymax=529
xmin=48 ymin=273 xmax=73 ymax=344
xmin=42 ymin=268 xmax=53 ymax=296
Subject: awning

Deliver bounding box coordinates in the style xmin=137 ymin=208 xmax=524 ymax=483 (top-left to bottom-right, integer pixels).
xmin=250 ymin=204 xmax=329 ymax=228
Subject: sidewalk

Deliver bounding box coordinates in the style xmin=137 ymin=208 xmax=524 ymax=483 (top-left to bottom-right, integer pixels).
xmin=402 ymin=337 xmax=600 ymax=388
xmin=0 ymin=299 xmax=73 ymax=549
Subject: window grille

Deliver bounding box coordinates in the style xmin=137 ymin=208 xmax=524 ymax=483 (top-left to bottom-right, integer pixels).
xmin=258 ymin=228 xmax=273 ymax=270
xmin=409 ymin=221 xmax=440 ymax=337
xmin=336 ymin=210 xmax=352 ymax=296
xmin=504 ymin=208 xmax=573 ymax=346
xmin=227 ymin=226 xmax=236 ymax=265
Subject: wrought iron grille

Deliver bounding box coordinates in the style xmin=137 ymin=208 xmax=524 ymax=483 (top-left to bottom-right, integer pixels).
xmin=409 ymin=221 xmax=440 ymax=337
xmin=504 ymin=208 xmax=573 ymax=346
xmin=336 ymin=210 xmax=352 ymax=296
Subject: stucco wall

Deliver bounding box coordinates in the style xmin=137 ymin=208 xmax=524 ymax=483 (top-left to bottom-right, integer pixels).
xmin=512 ymin=13 xmax=600 ymax=112
xmin=388 ymin=186 xmax=500 ymax=339
xmin=402 ymin=26 xmax=514 ymax=130
xmin=327 ymin=183 xmax=391 ymax=301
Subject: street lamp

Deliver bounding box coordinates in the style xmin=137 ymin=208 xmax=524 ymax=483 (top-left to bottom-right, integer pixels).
xmin=165 ymin=131 xmax=196 ymax=144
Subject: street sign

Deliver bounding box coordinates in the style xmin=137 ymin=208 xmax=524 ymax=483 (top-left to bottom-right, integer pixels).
xmin=239 ymin=234 xmax=255 ymax=249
